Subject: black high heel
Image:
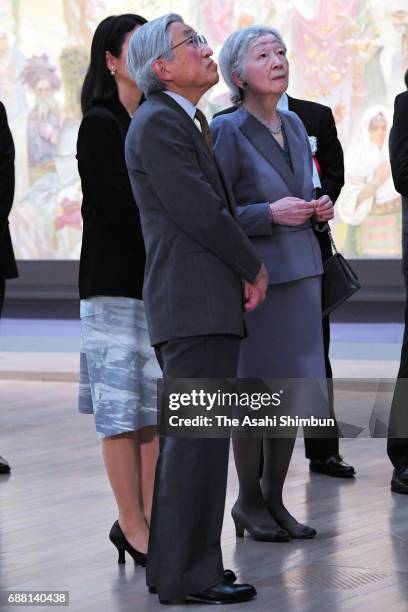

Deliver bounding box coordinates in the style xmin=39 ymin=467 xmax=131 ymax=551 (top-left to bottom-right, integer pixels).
xmin=231 ymin=503 xmax=290 ymax=542
xmin=109 ymin=520 xmax=147 ymax=566
xmin=274 ymin=519 xmax=316 ymax=539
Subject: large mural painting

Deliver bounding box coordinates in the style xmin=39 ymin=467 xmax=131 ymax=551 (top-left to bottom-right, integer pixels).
xmin=3 ymin=0 xmax=408 ymax=259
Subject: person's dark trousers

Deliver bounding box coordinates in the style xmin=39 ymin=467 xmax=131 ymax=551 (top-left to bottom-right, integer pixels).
xmin=0 ymin=279 xmax=5 ymax=318
xmin=0 ymin=280 xmax=9 ymax=473
xmin=303 ymin=225 xmax=340 ymax=460
xmin=303 ymin=309 xmax=340 ymax=459
xmin=147 ymin=335 xmax=241 ymax=602
xmin=388 ymin=271 xmax=408 ymax=468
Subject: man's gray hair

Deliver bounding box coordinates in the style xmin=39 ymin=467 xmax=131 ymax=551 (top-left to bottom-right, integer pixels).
xmin=127 ymin=13 xmax=184 ymax=95
xmin=219 ymin=26 xmax=286 ymax=105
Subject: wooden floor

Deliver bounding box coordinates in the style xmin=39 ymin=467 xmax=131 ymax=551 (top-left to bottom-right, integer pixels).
xmin=1 ymin=380 xmax=408 ymax=612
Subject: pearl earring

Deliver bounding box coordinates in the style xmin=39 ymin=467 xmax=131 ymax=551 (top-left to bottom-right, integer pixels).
xmin=110 ymin=67 xmax=116 ymax=76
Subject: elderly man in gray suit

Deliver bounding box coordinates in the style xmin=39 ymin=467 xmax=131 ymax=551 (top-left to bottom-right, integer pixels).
xmin=125 ymin=14 xmax=268 ymax=606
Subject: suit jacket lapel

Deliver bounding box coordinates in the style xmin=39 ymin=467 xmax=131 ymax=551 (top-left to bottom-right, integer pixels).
xmin=191 ymin=125 xmax=237 ymax=216
xmin=189 ymin=120 xmax=237 ymax=215
xmin=153 ymin=92 xmax=236 ymax=216
xmin=239 ymin=112 xmax=304 ymax=198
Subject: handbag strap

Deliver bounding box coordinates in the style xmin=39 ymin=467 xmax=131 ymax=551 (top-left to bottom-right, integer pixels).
xmin=324 ymin=224 xmax=339 ymax=255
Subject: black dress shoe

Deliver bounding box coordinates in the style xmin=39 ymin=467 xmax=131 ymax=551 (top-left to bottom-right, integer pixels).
xmin=148 ymin=569 xmax=237 ymax=594
xmin=391 ymin=466 xmax=408 ymax=494
xmin=159 ymin=582 xmax=256 ymax=605
xmin=309 ymin=454 xmax=355 ymax=478
xmin=0 ymin=456 xmax=10 ymax=475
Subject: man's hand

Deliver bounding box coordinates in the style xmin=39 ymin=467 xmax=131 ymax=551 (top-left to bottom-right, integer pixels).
xmin=244 ymin=263 xmax=268 ymax=312
xmin=313 ymin=195 xmax=334 ymax=222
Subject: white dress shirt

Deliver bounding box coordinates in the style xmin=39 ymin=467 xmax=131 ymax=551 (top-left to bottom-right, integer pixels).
xmin=163 ymin=91 xmax=197 ymax=121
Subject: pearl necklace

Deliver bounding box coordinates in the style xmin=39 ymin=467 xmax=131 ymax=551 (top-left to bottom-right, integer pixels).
xmin=268 ymin=114 xmax=283 ymax=135
xmin=244 ymin=107 xmax=282 ymax=135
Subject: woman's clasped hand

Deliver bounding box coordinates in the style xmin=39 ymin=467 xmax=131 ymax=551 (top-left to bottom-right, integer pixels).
xmin=269 ymin=194 xmax=334 ymax=225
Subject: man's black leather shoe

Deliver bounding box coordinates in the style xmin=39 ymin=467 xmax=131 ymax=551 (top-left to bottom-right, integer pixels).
xmin=391 ymin=466 xmax=408 ymax=494
xmin=0 ymin=457 xmax=10 ymax=475
xmin=159 ymin=582 xmax=256 ymax=605
xmin=149 ymin=569 xmax=237 ymax=594
xmin=309 ymin=454 xmax=355 ymax=478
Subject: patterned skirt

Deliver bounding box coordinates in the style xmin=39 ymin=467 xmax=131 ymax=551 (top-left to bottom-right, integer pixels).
xmin=78 ymin=296 xmax=161 ymax=438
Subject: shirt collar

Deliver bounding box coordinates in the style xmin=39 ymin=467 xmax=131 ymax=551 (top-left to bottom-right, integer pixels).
xmin=163 ymin=91 xmax=196 ymax=120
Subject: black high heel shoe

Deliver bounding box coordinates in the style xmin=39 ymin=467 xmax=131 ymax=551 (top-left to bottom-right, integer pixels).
xmin=231 ymin=503 xmax=290 ymax=542
xmin=109 ymin=520 xmax=147 ymax=566
xmin=274 ymin=519 xmax=316 ymax=539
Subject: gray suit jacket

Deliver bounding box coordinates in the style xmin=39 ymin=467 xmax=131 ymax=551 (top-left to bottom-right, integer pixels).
xmin=210 ymin=108 xmax=323 ymax=285
xmin=125 ymin=93 xmax=262 ymax=345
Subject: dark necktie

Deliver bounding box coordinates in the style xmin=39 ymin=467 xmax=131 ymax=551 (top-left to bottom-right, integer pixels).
xmin=194 ymin=108 xmax=212 ymax=150
xmin=195 ymin=110 xmax=234 ymax=215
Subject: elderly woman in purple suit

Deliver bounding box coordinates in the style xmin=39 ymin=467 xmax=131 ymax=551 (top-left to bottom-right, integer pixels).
xmin=210 ymin=25 xmax=333 ymax=542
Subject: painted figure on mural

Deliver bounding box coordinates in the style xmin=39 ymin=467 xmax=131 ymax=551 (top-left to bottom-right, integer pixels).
xmin=20 ymin=55 xmax=62 ymax=180
xmin=368 ymin=0 xmax=408 ymax=107
xmin=63 ymin=0 xmax=106 ymax=47
xmin=5 ymin=0 xmax=408 ymax=261
xmin=194 ymin=0 xmax=277 ymax=45
xmin=14 ymin=42 xmax=87 ymax=259
xmin=337 ymin=105 xmax=401 ymax=257
xmin=195 ymin=0 xmax=236 ymax=47
xmin=52 ymin=46 xmax=89 ymax=258
xmin=0 ymin=32 xmax=26 ymax=121
xmin=286 ymin=0 xmax=360 ymax=142
xmin=0 ymin=31 xmax=29 ymax=202
xmin=200 ymin=0 xmax=278 ymax=114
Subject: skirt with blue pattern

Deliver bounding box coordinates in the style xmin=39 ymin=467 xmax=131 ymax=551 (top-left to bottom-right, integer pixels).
xmin=79 ymin=296 xmax=161 ymax=438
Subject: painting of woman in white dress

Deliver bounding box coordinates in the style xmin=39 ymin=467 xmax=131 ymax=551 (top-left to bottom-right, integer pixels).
xmin=337 ymin=105 xmax=401 ymax=258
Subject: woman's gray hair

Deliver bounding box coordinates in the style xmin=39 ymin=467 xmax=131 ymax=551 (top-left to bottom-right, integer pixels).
xmin=127 ymin=13 xmax=184 ymax=95
xmin=219 ymin=26 xmax=286 ymax=105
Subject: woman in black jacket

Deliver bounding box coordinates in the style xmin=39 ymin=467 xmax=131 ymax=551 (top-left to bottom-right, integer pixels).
xmin=77 ymin=14 xmax=159 ymax=566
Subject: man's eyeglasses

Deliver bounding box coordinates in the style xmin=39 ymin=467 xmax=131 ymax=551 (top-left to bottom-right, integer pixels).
xmin=171 ymin=32 xmax=208 ymax=51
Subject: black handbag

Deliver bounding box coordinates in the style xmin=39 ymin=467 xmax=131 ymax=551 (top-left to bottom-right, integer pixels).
xmin=321 ymin=226 xmax=361 ymax=317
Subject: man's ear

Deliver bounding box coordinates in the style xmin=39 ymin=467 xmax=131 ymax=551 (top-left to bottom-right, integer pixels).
xmin=152 ymin=58 xmax=173 ymax=83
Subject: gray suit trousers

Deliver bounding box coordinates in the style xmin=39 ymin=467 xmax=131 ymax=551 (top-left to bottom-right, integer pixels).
xmin=148 ymin=335 xmax=240 ymax=600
